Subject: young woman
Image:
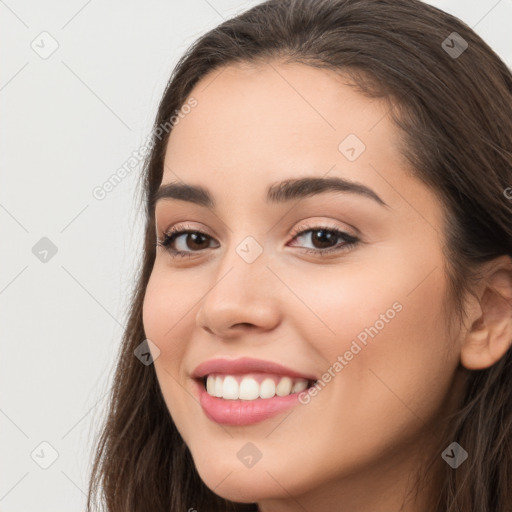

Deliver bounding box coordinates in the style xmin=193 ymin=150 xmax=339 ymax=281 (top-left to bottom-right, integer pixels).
xmin=86 ymin=0 xmax=512 ymax=510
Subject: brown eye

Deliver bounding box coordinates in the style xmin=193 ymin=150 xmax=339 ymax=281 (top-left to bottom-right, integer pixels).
xmin=309 ymin=229 xmax=339 ymax=249
xmin=180 ymin=232 xmax=211 ymax=251
xmin=288 ymin=226 xmax=359 ymax=255
xmin=157 ymin=229 xmax=219 ymax=257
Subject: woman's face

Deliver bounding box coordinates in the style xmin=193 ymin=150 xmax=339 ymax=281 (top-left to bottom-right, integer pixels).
xmin=143 ymin=62 xmax=464 ymax=510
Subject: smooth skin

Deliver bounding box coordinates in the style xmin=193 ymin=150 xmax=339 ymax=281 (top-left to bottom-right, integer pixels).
xmin=142 ymin=61 xmax=512 ymax=512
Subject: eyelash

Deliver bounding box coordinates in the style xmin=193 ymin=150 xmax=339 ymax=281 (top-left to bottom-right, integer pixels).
xmin=156 ymin=223 xmax=359 ymax=259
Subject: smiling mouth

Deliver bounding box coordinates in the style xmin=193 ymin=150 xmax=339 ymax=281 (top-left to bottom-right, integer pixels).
xmin=200 ymin=373 xmax=317 ymax=401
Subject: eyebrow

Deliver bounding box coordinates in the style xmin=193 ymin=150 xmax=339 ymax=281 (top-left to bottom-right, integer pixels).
xmin=151 ymin=176 xmax=389 ymax=210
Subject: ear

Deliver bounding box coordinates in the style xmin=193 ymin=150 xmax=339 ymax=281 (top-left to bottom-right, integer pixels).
xmin=460 ymin=255 xmax=512 ymax=370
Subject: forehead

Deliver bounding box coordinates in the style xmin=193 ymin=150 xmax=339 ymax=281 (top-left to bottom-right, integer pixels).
xmin=161 ymin=61 xmax=439 ymax=221
xmin=164 ymin=60 xmax=403 ymax=176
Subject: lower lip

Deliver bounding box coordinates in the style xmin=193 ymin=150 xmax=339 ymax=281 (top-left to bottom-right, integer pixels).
xmin=195 ymin=379 xmax=303 ymax=426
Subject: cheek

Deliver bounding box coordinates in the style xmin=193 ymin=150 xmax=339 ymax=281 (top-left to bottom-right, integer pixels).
xmin=284 ymin=262 xmax=406 ymax=351
xmin=288 ymin=259 xmax=457 ymax=417
xmin=142 ymin=276 xmax=166 ymax=347
xmin=142 ymin=269 xmax=188 ymax=364
xmin=142 ymin=276 xmax=175 ymax=378
xmin=142 ymin=270 xmax=201 ymax=438
xmin=263 ymin=263 xmax=457 ymax=482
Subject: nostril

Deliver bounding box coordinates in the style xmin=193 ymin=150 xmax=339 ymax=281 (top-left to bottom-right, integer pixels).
xmin=233 ymin=322 xmax=254 ymax=329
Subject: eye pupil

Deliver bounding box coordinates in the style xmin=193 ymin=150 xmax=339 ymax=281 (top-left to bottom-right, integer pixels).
xmin=312 ymin=229 xmax=337 ymax=249
xmin=187 ymin=233 xmax=209 ymax=250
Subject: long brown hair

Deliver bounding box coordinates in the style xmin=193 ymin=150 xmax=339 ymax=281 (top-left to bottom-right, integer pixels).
xmin=86 ymin=1 xmax=512 ymax=510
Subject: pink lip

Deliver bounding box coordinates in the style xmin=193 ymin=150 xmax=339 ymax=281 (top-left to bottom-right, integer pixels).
xmin=191 ymin=357 xmax=317 ymax=426
xmin=191 ymin=357 xmax=317 ymax=381
xmin=193 ymin=379 xmax=306 ymax=426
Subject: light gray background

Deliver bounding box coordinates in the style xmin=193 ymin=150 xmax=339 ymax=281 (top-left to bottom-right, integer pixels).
xmin=1 ymin=1 xmax=511 ymax=510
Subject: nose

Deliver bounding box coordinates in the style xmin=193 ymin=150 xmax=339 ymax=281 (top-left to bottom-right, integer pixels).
xmin=195 ymin=245 xmax=282 ymax=339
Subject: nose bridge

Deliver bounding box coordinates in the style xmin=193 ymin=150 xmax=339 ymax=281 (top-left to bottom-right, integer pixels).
xmin=214 ymin=230 xmax=271 ymax=289
xmin=207 ymin=233 xmax=274 ymax=305
xmin=195 ymin=233 xmax=281 ymax=334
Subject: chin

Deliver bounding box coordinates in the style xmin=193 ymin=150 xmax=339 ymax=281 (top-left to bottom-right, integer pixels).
xmin=198 ymin=465 xmax=267 ymax=502
xmin=192 ymin=453 xmax=288 ymax=504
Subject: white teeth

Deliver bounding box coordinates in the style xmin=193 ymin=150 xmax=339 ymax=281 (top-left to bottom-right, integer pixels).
xmin=292 ymin=380 xmax=308 ymax=393
xmin=206 ymin=375 xmax=216 ymax=395
xmin=239 ymin=377 xmax=260 ymax=400
xmin=276 ymin=376 xmax=293 ymax=396
xmin=222 ymin=376 xmax=239 ymax=400
xmin=204 ymin=374 xmax=310 ymax=400
xmin=259 ymin=378 xmax=276 ymax=399
xmin=214 ymin=376 xmax=223 ymax=398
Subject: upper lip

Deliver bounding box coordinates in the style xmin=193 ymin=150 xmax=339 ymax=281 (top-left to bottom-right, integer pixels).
xmin=192 ymin=357 xmax=317 ymax=381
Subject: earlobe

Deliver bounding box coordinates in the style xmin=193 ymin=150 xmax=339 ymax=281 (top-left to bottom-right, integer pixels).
xmin=460 ymin=259 xmax=512 ymax=371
